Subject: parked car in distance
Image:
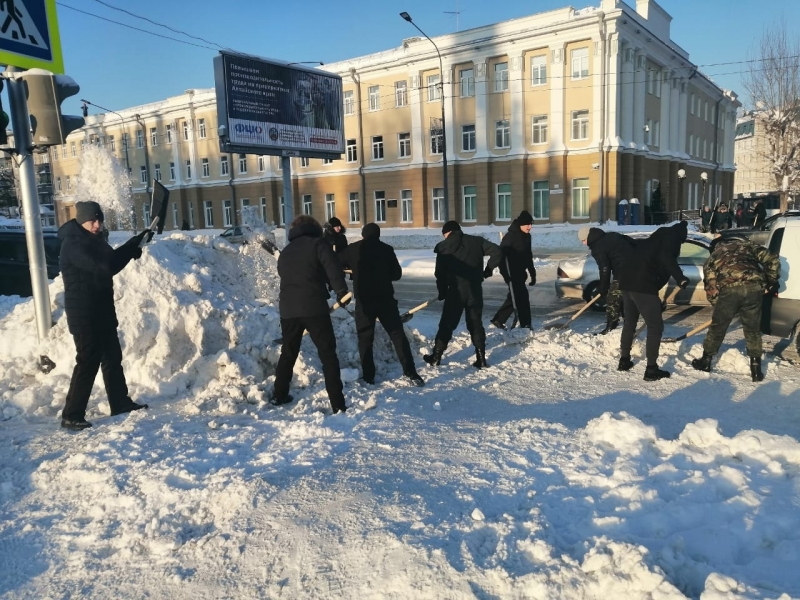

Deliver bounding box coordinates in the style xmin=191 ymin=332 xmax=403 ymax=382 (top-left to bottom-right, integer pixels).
xmin=762 ymin=215 xmax=800 ymax=349
xmin=721 ymin=211 xmax=800 ymax=247
xmin=555 ymin=231 xmax=712 ymax=310
xmin=220 ymin=226 xmax=252 ymax=244
xmin=0 ymin=228 xmax=61 ymax=296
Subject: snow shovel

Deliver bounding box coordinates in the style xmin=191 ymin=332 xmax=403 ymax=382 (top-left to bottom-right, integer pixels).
xmin=632 ymin=286 xmax=683 ymax=338
xmin=663 ymin=319 xmax=713 ymax=343
xmin=545 ymin=294 xmax=602 ymax=330
xmin=272 ymin=292 xmax=353 ymax=344
xmin=400 ymin=296 xmax=439 ymax=323
xmin=139 ymin=180 xmax=170 ymax=247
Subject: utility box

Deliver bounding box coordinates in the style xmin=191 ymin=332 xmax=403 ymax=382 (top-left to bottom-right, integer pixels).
xmin=630 ymin=198 xmax=641 ymax=225
xmin=617 ymin=199 xmax=629 ymax=225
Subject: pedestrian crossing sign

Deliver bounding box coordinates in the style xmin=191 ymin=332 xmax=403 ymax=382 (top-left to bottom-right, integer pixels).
xmin=0 ymin=0 xmax=63 ymax=73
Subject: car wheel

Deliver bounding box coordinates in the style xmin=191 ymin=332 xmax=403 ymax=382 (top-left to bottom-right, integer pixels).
xmin=583 ymin=281 xmax=607 ymax=312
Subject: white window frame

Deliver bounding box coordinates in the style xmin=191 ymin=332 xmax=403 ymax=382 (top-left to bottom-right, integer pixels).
xmin=398 ymin=132 xmax=411 ymax=158
xmin=494 ymin=62 xmax=509 ymax=92
xmin=204 ymin=200 xmax=214 ymax=228
xmin=571 ymin=110 xmax=589 ymax=141
xmin=65 ymin=175 xmax=71 ymax=190
xmin=400 ymin=189 xmax=413 ymax=223
xmin=431 ymin=187 xmax=445 ymax=223
xmin=344 ymin=90 xmax=354 ymax=116
xmin=183 ymin=120 xmax=190 ymax=140
xmin=172 ymin=202 xmax=179 ymax=229
xmin=220 ymin=156 xmax=229 ymax=176
xmin=258 ymin=155 xmax=266 ymax=172
xmin=368 ymin=85 xmax=380 ymax=111
xmin=136 ymin=130 xmax=144 ymax=148
xmin=143 ymin=204 xmax=151 ymax=228
xmin=460 ymin=68 xmax=474 ymax=97
xmin=462 ymin=124 xmax=476 ymax=152
xmin=395 ymin=80 xmax=408 ymax=107
xmin=531 ymin=55 xmax=547 ymax=86
xmin=154 ymin=163 xmax=161 ymax=181
xmin=303 ymin=194 xmax=312 ymax=215
xmin=259 ymin=197 xmax=267 ymax=222
xmin=532 ymin=115 xmax=548 ymax=145
xmin=150 ymin=127 xmax=158 ymax=146
xmin=462 ymin=185 xmax=477 ymax=222
xmin=325 ymin=194 xmax=336 ymax=221
xmin=188 ymin=202 xmax=195 ymax=228
xmin=374 ymin=191 xmax=386 ymax=223
xmin=572 ymin=178 xmax=590 ymax=218
xmin=169 ymin=162 xmax=175 ymax=181
xmin=427 ymin=74 xmax=440 ymax=102
xmin=279 ymin=197 xmax=285 ymax=226
xmin=140 ymin=166 xmax=147 ymax=184
xmin=198 ymin=118 xmax=206 ymax=139
xmin=300 ymin=157 xmax=309 ymax=167
xmin=186 ymin=160 xmax=192 ymax=179
xmin=348 ymin=192 xmax=360 ymax=224
xmin=571 ymin=47 xmax=589 ymax=80
xmin=495 ymin=120 xmax=510 ymax=149
xmin=238 ymin=154 xmax=247 ymax=174
xmin=371 ymin=135 xmax=384 ymax=161
xmin=496 ymin=183 xmax=512 ymax=221
xmin=532 ymin=181 xmax=550 ymax=220
xmin=165 ymin=124 xmax=172 ymax=144
xmin=346 ymin=139 xmax=358 ymax=163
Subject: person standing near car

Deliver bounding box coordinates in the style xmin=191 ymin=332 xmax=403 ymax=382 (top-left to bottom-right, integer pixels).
xmin=323 ymin=217 xmax=348 ymax=253
xmin=578 ymin=226 xmax=636 ymax=335
xmin=711 ymin=203 xmax=733 ymax=233
xmin=59 ymin=201 xmax=150 ymax=430
xmin=617 ymin=221 xmax=690 ymax=381
xmin=691 ymin=236 xmax=780 ymax=382
xmin=491 ymin=210 xmax=536 ymax=330
xmin=750 ymin=199 xmax=767 ymax=227
xmin=424 ymin=221 xmax=502 ymax=369
xmin=339 ymin=223 xmax=424 ymax=387
xmin=700 ymin=205 xmax=713 ymax=233
xmin=734 ymin=203 xmax=744 ymax=228
xmin=273 ymin=215 xmax=350 ymax=414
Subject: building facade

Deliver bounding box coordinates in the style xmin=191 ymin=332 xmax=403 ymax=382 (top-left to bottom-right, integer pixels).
xmin=733 ymin=112 xmax=775 ymax=196
xmin=51 ymin=0 xmax=739 ymax=231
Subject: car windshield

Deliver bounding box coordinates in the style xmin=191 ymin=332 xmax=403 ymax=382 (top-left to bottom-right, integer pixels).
xmin=678 ymin=241 xmax=709 ymax=265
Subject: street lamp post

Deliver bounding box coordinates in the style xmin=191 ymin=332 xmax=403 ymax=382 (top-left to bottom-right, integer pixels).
xmin=400 ymin=11 xmax=449 ymax=222
xmin=677 ymin=168 xmax=686 ymax=216
xmin=80 ymin=99 xmax=136 ymax=233
xmin=701 ymin=171 xmax=709 ymax=208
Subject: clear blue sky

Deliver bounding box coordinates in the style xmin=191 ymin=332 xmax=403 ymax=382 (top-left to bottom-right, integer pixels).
xmin=50 ymin=0 xmax=800 ymax=115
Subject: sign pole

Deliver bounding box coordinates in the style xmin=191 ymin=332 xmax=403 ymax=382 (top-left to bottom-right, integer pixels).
xmin=281 ymin=155 xmax=294 ymax=227
xmin=5 ymin=67 xmax=52 ymax=341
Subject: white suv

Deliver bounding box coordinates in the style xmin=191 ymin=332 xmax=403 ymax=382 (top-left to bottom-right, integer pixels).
xmin=763 ymin=216 xmax=800 ymax=347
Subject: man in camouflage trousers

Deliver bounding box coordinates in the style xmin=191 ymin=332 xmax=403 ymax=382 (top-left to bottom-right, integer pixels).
xmin=692 ymin=236 xmax=780 ymax=381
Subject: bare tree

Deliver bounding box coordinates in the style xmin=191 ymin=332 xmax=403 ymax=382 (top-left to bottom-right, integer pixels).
xmin=742 ymin=21 xmax=800 ymax=211
xmin=0 ymin=165 xmax=17 ymax=210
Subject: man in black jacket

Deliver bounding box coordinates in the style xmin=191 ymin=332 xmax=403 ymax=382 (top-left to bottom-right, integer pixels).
xmin=423 ymin=221 xmax=502 ymax=368
xmin=339 ymin=223 xmax=424 ymax=387
xmin=579 ymin=226 xmax=637 ymax=334
xmin=59 ymin=201 xmax=149 ymax=430
xmin=750 ymin=199 xmax=767 ymax=227
xmin=273 ymin=215 xmax=350 ymax=413
xmin=617 ymin=221 xmax=690 ymax=381
xmin=491 ymin=210 xmax=536 ymax=329
xmin=323 ymin=217 xmax=348 ymax=253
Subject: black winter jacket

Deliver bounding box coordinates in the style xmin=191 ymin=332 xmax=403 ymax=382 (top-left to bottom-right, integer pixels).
xmin=618 ymin=221 xmax=688 ymax=295
xmin=498 ymin=220 xmax=535 ymax=283
xmin=586 ymin=228 xmax=637 ymax=296
xmin=339 ymin=237 xmax=401 ymax=313
xmin=278 ymin=220 xmax=348 ymax=319
xmin=434 ymin=230 xmax=501 ymax=297
xmin=323 ymin=223 xmax=348 ymax=253
xmin=58 ymin=219 xmax=139 ymax=335
xmin=711 ymin=209 xmax=732 ymax=232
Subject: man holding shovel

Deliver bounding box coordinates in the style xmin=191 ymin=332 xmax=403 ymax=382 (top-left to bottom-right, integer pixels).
xmin=491 ymin=210 xmax=536 ymax=330
xmin=339 ymin=223 xmax=424 ymax=387
xmin=272 ymin=215 xmax=350 ymax=413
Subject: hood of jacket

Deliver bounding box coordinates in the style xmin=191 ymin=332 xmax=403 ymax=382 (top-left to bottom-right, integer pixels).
xmin=58 ymin=219 xmax=98 ymax=243
xmin=288 ymin=219 xmax=323 ymax=242
xmin=323 ymin=222 xmax=346 ymax=236
xmin=586 ymin=227 xmax=605 ymax=247
xmin=650 ymin=220 xmax=687 ymax=256
xmin=434 ymin=229 xmax=463 ymax=255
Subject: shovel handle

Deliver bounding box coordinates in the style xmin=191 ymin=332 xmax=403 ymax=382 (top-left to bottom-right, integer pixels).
xmin=330 ymin=291 xmax=352 ymax=311
xmin=139 ymin=216 xmax=159 ymax=248
xmin=571 ymin=293 xmax=602 ymax=321
xmin=664 ymin=319 xmax=713 ymax=343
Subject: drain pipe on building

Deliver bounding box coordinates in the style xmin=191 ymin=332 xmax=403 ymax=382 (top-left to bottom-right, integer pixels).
xmin=350 ymin=67 xmax=368 ymax=224
xmin=597 ymin=10 xmax=607 ymax=223
xmin=711 ymin=96 xmax=724 ymax=206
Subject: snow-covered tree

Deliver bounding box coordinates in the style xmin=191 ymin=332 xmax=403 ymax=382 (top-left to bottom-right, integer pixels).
xmin=743 ymin=21 xmax=800 ymax=211
xmin=75 ymin=142 xmax=133 ymax=228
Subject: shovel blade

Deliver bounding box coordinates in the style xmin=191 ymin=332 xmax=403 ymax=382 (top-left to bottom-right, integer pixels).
xmin=400 ymin=313 xmax=414 ymax=323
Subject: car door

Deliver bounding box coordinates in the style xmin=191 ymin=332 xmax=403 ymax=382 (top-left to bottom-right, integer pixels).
xmin=676 ymin=240 xmax=710 ymax=305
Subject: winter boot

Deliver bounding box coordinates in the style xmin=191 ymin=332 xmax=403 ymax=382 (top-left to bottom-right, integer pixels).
xmin=269 ymin=393 xmax=294 ymax=406
xmin=750 ymin=357 xmax=764 ymax=382
xmin=691 ymin=352 xmax=713 ymax=373
xmin=643 ymin=365 xmax=671 ymax=381
xmin=472 ymin=347 xmax=488 ymax=369
xmin=423 ymin=340 xmax=447 ymax=366
xmin=617 ymin=356 xmax=634 ymax=371
xmin=405 ymin=372 xmax=425 ymax=387
xmin=490 ymin=319 xmax=507 ymax=330
xmin=110 ymin=399 xmax=149 ymax=416
xmin=599 ymin=319 xmax=619 ymax=335
xmin=61 ymin=418 xmax=92 ymax=431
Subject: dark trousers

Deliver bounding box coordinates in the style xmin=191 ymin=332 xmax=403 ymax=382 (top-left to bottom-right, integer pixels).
xmin=492 ymin=279 xmax=531 ymax=328
xmin=620 ymin=291 xmax=664 ymax=365
xmin=63 ymin=327 xmax=130 ymax=421
xmin=436 ymin=284 xmax=486 ymax=350
xmin=354 ymin=301 xmax=417 ymax=381
xmin=703 ymin=283 xmax=764 ymax=357
xmin=274 ymin=314 xmax=346 ymax=412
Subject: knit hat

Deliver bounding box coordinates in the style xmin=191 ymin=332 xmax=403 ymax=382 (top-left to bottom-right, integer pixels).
xmin=577 ymin=225 xmax=591 ymax=243
xmin=362 ymin=223 xmax=380 ymax=239
xmin=329 ymin=217 xmax=342 ymax=228
xmin=517 ymin=210 xmax=534 ymax=226
xmin=442 ymin=220 xmax=461 ymax=235
xmin=75 ymin=201 xmax=104 ymax=224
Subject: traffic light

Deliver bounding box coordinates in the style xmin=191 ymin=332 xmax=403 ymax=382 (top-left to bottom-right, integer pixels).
xmin=0 ymin=79 xmax=8 ymax=146
xmin=20 ymin=70 xmax=85 ymax=147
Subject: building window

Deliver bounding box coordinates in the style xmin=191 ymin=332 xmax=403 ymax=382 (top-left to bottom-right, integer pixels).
xmin=222 ymin=200 xmax=232 ymax=227
xmin=371 ymin=135 xmax=384 ymax=160
xmin=279 ymin=197 xmax=285 ymax=226
xmin=432 ymin=187 xmax=445 ymax=222
xmin=532 ymin=181 xmax=550 ymax=220
xmin=496 ymin=183 xmax=512 ymax=220
xmin=495 ymin=120 xmax=510 ymax=148
xmin=460 ymin=68 xmax=474 ymax=97
xmin=198 ymin=118 xmax=206 ymax=138
xmin=172 ymin=202 xmax=179 ymax=229
xmin=300 ymin=157 xmax=309 ymax=167
xmin=395 ymin=81 xmax=408 ymax=107
xmin=303 ymin=194 xmax=312 ymax=215
xmin=204 ymin=200 xmax=214 ymax=227
xmin=430 ymin=126 xmax=443 ymax=155
xmin=462 ymin=124 xmax=476 ymax=152
xmin=186 ymin=160 xmax=192 ymax=179
xmin=369 ymin=85 xmax=380 ymax=111
xmin=398 ymin=132 xmax=411 ymax=158
xmin=150 ymin=127 xmax=158 ymax=146
xmin=654 ymin=121 xmax=661 ymax=147
xmin=258 ymin=155 xmax=266 ymax=171
xmin=571 ymin=47 xmax=589 ymax=80
xmin=183 ymin=120 xmax=190 ymax=140
xmin=349 ymin=192 xmax=360 ymax=223
xmin=109 ymin=137 xmax=115 ymax=152
xmin=688 ymin=134 xmax=694 ymax=155
xmin=494 ymin=62 xmax=508 ymax=92
xmin=690 ymin=94 xmax=695 ymax=115
xmin=61 ymin=144 xmax=67 ymax=158
xmin=463 ymin=185 xmax=477 ymax=221
xmin=198 ymin=158 xmax=208 ymax=178
xmin=169 ymin=162 xmax=175 ymax=180
xmin=136 ymin=130 xmax=144 ymax=148
xmin=374 ymin=191 xmax=386 ymax=223
xmin=65 ymin=176 xmax=71 ymax=190
xmin=56 ymin=177 xmax=62 ymax=192
xmin=71 ymin=141 xmax=77 ymax=156
xmin=220 ymin=155 xmax=229 ymax=176
xmin=259 ymin=197 xmax=267 ymax=222
xmin=571 ymin=110 xmax=589 ymax=140
xmin=572 ymin=178 xmax=590 ymax=218
xmin=238 ymin=154 xmax=247 ymax=174
xmin=80 ymin=139 xmax=86 ymax=152
xmin=325 ymin=194 xmax=336 ymax=221
xmin=531 ymin=55 xmax=547 ymax=86
xmin=143 ymin=204 xmax=151 ymax=228
xmin=154 ymin=163 xmax=161 ymax=181
xmin=646 ymin=119 xmax=653 ymax=145
xmin=140 ymin=166 xmax=147 ymax=184
xmin=346 ymin=138 xmax=358 ymax=163
xmin=427 ymin=74 xmax=440 ymax=102
xmin=344 ymin=90 xmax=354 ymax=115
xmin=322 ymin=158 xmax=334 ymax=165
xmin=400 ymin=189 xmax=413 ymax=223
xmin=188 ymin=202 xmax=195 ymax=228
xmin=532 ymin=115 xmax=548 ymax=145
xmin=705 ymin=101 xmax=709 ymax=121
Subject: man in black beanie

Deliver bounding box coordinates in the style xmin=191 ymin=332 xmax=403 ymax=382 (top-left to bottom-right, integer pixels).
xmin=491 ymin=210 xmax=536 ymax=329
xmin=424 ymin=221 xmax=501 ymax=368
xmin=339 ymin=223 xmax=424 ymax=386
xmin=58 ymin=201 xmax=151 ymax=430
xmin=323 ymin=216 xmax=348 ymax=253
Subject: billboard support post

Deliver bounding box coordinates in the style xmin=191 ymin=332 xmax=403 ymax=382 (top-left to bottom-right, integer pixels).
xmin=281 ymin=156 xmax=293 ymax=227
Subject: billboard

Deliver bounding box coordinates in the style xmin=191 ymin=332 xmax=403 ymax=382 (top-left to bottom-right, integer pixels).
xmin=214 ymin=51 xmax=344 ymax=159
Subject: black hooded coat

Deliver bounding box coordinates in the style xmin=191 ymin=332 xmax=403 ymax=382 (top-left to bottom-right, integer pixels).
xmin=434 ymin=230 xmax=502 ymax=299
xmin=618 ymin=221 xmax=688 ymax=295
xmin=323 ymin=221 xmax=348 ymax=253
xmin=339 ymin=236 xmax=402 ymax=314
xmin=498 ymin=219 xmax=535 ymax=282
xmin=586 ymin=228 xmax=637 ymax=296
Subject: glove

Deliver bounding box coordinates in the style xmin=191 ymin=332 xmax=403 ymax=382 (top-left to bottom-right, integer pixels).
xmin=131 ymin=246 xmax=143 ymax=260
xmin=437 ymin=288 xmax=447 ymax=301
xmin=766 ymin=282 xmax=779 ymax=295
xmin=678 ymin=277 xmax=690 ymax=289
xmin=483 ymin=267 xmax=493 ymax=280
xmin=336 ymin=293 xmax=351 ymax=308
xmin=528 ymin=270 xmax=536 ymax=286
